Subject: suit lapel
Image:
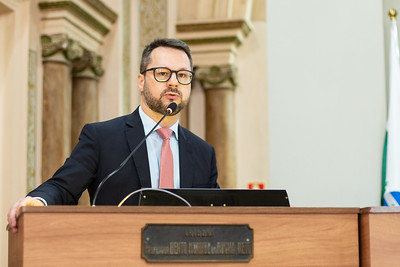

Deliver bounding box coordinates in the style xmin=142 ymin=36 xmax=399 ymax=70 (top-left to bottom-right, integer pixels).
xmin=125 ymin=108 xmax=152 ymax=188
xmin=179 ymin=126 xmax=194 ymax=188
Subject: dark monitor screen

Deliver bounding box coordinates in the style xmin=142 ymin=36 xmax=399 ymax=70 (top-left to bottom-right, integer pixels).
xmin=138 ymin=188 xmax=290 ymax=207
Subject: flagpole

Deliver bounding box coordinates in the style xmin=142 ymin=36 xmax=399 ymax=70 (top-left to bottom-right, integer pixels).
xmin=389 ymin=8 xmax=397 ymax=20
xmin=382 ymin=8 xmax=400 ymax=206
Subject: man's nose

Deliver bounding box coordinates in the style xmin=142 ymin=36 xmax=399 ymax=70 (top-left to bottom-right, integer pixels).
xmin=167 ymin=72 xmax=179 ymax=87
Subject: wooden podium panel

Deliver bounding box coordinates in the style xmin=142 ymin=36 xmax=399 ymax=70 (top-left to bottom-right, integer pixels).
xmin=360 ymin=207 xmax=400 ymax=267
xmin=9 ymin=206 xmax=359 ymax=267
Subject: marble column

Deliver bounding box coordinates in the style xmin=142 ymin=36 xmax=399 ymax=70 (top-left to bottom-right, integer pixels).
xmin=179 ymin=106 xmax=189 ymax=128
xmin=71 ymin=49 xmax=103 ymax=147
xmin=42 ymin=61 xmax=72 ymax=182
xmin=41 ymin=34 xmax=82 ymax=182
xmin=197 ymin=65 xmax=237 ymax=188
xmin=71 ymin=49 xmax=104 ymax=205
xmin=71 ymin=76 xmax=98 ymax=147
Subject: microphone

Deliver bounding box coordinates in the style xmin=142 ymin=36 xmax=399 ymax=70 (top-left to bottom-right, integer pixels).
xmin=92 ymin=102 xmax=178 ymax=206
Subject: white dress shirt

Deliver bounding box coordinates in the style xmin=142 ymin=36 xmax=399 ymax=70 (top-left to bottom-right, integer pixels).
xmin=139 ymin=106 xmax=180 ymax=188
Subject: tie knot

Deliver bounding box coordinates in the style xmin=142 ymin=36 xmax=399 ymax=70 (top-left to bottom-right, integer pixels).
xmin=156 ymin=128 xmax=173 ymax=140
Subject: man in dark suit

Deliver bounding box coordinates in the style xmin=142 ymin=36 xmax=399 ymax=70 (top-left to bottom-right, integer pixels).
xmin=7 ymin=38 xmax=219 ymax=232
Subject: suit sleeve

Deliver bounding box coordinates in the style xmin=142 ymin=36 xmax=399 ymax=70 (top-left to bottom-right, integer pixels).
xmin=28 ymin=124 xmax=99 ymax=205
xmin=209 ymin=146 xmax=219 ymax=188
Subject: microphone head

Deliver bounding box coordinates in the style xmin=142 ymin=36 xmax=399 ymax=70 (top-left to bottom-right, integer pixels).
xmin=166 ymin=102 xmax=178 ymax=114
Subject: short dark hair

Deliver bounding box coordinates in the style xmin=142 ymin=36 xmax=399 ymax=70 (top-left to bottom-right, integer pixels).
xmin=140 ymin=38 xmax=193 ymax=73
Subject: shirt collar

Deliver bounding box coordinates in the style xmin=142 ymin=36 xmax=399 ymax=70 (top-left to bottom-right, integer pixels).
xmin=139 ymin=105 xmax=179 ymax=140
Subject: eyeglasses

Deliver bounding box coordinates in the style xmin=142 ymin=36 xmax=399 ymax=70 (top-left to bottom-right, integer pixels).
xmin=141 ymin=67 xmax=194 ymax=85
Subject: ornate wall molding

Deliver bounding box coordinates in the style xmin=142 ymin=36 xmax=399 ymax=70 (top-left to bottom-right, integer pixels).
xmin=38 ymin=0 xmax=115 ymax=35
xmin=177 ymin=19 xmax=252 ymax=46
xmin=82 ymin=0 xmax=117 ymax=23
xmin=176 ymin=19 xmax=253 ymax=66
xmin=39 ymin=0 xmax=117 ymax=52
xmin=139 ymin=0 xmax=167 ymax=52
xmin=27 ymin=50 xmax=38 ymax=192
xmin=177 ymin=20 xmax=252 ymax=33
xmin=121 ymin=0 xmax=131 ymax=114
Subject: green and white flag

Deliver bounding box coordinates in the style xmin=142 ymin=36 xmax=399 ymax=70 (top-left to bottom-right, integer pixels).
xmin=382 ymin=11 xmax=400 ymax=206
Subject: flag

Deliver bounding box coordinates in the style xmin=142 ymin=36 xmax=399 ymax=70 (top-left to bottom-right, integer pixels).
xmin=382 ymin=10 xmax=400 ymax=206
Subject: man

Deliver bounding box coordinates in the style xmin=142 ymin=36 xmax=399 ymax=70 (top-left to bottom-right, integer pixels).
xmin=7 ymin=38 xmax=219 ymax=232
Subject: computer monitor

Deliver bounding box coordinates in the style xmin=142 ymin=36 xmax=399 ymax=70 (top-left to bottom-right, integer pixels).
xmin=138 ymin=188 xmax=290 ymax=207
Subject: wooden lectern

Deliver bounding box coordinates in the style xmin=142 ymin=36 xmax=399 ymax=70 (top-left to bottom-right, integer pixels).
xmin=9 ymin=206 xmax=359 ymax=266
xmin=360 ymin=206 xmax=400 ymax=267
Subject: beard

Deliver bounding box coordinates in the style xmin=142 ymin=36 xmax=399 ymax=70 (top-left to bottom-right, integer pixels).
xmin=143 ymin=82 xmax=188 ymax=115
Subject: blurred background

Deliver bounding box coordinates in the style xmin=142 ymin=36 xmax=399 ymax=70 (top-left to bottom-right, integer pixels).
xmin=1 ymin=0 xmax=399 ymax=264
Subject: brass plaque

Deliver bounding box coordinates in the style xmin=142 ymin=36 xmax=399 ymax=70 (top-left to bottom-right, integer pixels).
xmin=142 ymin=224 xmax=253 ymax=262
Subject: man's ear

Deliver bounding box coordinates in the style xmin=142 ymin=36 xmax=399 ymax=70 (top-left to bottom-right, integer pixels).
xmin=138 ymin=74 xmax=144 ymax=93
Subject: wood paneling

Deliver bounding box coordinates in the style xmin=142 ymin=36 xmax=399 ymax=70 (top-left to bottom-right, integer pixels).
xmin=9 ymin=206 xmax=359 ymax=266
xmin=360 ymin=207 xmax=400 ymax=267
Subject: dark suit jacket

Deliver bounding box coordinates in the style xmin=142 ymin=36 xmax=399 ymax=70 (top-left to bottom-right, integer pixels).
xmin=28 ymin=108 xmax=219 ymax=205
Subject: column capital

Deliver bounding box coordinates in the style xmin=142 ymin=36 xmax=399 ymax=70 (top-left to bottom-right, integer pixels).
xmin=41 ymin=34 xmax=83 ymax=62
xmin=41 ymin=34 xmax=104 ymax=78
xmin=72 ymin=48 xmax=104 ymax=78
xmin=195 ymin=64 xmax=237 ymax=90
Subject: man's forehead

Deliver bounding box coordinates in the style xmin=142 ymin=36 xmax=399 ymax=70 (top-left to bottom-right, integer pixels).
xmin=149 ymin=47 xmax=191 ymax=67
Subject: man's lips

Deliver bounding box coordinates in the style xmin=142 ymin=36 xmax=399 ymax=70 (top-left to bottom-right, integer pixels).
xmin=163 ymin=92 xmax=180 ymax=99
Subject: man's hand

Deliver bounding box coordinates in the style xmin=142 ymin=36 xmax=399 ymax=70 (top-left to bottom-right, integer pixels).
xmin=7 ymin=197 xmax=45 ymax=233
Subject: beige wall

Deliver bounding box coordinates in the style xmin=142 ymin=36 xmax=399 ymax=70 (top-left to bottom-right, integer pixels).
xmin=0 ymin=0 xmax=32 ymax=264
xmin=98 ymin=0 xmax=122 ymax=120
xmin=236 ymin=21 xmax=269 ymax=188
xmin=267 ymin=0 xmax=387 ymax=207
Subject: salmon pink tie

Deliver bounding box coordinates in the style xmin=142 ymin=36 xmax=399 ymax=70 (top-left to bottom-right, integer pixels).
xmin=156 ymin=128 xmax=174 ymax=188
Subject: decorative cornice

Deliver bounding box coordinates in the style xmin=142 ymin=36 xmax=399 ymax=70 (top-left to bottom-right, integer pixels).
xmin=38 ymin=1 xmax=110 ymax=35
xmin=177 ymin=19 xmax=252 ymax=47
xmin=83 ymin=0 xmax=117 ymax=23
xmin=195 ymin=65 xmax=237 ymax=89
xmin=41 ymin=34 xmax=104 ymax=77
xmin=176 ymin=19 xmax=253 ymax=66
xmin=0 ymin=0 xmax=17 ymax=13
xmin=182 ymin=36 xmax=241 ymax=47
xmin=177 ymin=19 xmax=252 ymax=37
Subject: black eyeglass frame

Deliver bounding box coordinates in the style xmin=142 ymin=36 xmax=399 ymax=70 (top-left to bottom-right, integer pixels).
xmin=141 ymin=67 xmax=194 ymax=85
